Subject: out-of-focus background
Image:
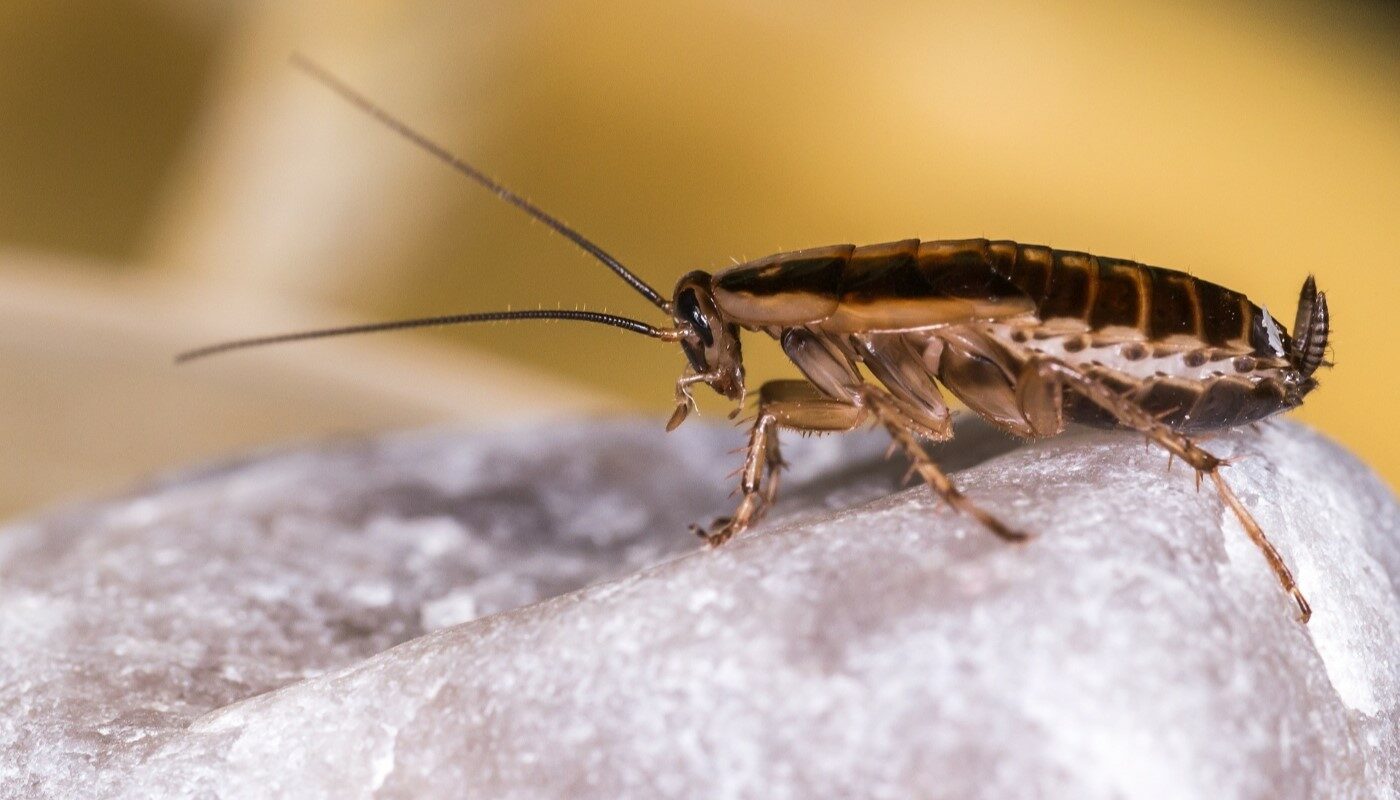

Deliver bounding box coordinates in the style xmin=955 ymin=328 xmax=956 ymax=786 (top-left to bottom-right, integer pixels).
xmin=1 ymin=1 xmax=1396 ymax=520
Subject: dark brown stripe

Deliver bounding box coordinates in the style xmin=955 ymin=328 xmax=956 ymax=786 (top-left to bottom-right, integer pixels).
xmin=1085 ymin=255 xmax=1101 ymax=319
xmin=1089 ymin=259 xmax=1145 ymax=329
xmin=912 ymin=239 xmax=992 ymax=296
xmin=912 ymin=239 xmax=1034 ymax=309
xmin=1041 ymin=250 xmax=1094 ymax=319
xmin=985 ymin=240 xmax=1020 ymax=278
xmin=1147 ymin=269 xmax=1199 ymax=338
xmin=714 ymin=246 xmax=848 ymax=301
xmin=1193 ymin=279 xmax=1247 ymax=346
xmin=915 ymin=239 xmax=993 ymax=273
xmin=1008 ymin=244 xmax=1053 ymax=300
xmin=840 ymin=239 xmax=924 ymax=302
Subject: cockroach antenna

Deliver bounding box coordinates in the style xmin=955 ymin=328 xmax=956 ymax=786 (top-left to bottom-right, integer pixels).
xmin=175 ymin=309 xmax=679 ymax=364
xmin=177 ymin=56 xmax=683 ymax=364
xmin=289 ymin=54 xmax=669 ymax=311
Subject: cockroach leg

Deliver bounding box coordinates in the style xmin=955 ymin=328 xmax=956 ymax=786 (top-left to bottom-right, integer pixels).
xmin=668 ymin=368 xmax=718 ymax=431
xmin=697 ymin=380 xmax=863 ymax=546
xmin=857 ymin=385 xmax=1030 ymax=542
xmin=1025 ymin=357 xmax=1311 ymax=622
xmin=1208 ymin=470 xmax=1311 ymax=622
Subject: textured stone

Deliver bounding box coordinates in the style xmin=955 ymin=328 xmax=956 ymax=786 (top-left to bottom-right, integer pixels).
xmin=0 ymin=418 xmax=1395 ymax=799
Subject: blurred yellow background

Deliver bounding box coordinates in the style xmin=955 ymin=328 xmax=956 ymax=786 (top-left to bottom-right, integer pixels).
xmin=0 ymin=1 xmax=1395 ymax=519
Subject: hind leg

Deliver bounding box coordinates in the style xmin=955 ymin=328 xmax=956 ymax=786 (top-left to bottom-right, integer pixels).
xmin=1020 ymin=357 xmax=1310 ymax=622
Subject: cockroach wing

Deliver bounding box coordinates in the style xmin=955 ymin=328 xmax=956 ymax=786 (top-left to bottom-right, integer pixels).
xmin=711 ymin=244 xmax=851 ymax=327
xmin=820 ymin=239 xmax=1035 ymax=333
xmin=711 ymin=239 xmax=1035 ymax=333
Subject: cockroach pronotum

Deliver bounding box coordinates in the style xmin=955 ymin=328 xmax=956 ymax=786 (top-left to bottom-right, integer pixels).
xmin=180 ymin=58 xmax=1331 ymax=623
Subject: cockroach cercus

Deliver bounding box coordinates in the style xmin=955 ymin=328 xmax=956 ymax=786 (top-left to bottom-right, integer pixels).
xmin=180 ymin=57 xmax=1331 ymax=623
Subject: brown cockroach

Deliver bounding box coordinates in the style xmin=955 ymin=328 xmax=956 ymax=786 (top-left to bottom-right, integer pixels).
xmin=181 ymin=58 xmax=1331 ymax=623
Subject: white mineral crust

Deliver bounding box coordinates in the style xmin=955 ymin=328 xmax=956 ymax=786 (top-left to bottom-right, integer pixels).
xmin=0 ymin=419 xmax=1396 ymax=799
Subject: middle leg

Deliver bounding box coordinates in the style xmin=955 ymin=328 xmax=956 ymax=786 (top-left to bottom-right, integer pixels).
xmin=856 ymin=384 xmax=1030 ymax=542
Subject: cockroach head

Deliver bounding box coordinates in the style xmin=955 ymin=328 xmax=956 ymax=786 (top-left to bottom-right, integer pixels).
xmin=672 ymin=271 xmax=745 ymax=401
xmin=1289 ymin=275 xmax=1330 ymax=380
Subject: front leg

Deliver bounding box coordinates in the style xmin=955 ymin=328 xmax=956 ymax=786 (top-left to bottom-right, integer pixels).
xmin=667 ymin=367 xmax=716 ymax=431
xmin=697 ymin=380 xmax=866 ymax=546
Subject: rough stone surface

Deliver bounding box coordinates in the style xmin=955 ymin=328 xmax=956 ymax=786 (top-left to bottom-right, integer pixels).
xmin=0 ymin=418 xmax=1396 ymax=799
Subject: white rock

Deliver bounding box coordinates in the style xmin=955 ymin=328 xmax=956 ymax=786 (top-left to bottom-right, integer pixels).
xmin=0 ymin=419 xmax=1396 ymax=799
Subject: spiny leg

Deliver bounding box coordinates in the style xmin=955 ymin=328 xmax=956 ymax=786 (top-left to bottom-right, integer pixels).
xmin=697 ymin=379 xmax=865 ymax=547
xmin=857 ymin=385 xmax=1030 ymax=542
xmin=1022 ymin=357 xmax=1310 ymax=622
xmin=692 ymin=410 xmax=780 ymax=547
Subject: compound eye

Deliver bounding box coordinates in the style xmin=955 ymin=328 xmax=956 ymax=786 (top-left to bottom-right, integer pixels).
xmin=681 ymin=339 xmax=708 ymax=373
xmin=678 ymin=288 xmax=714 ymax=347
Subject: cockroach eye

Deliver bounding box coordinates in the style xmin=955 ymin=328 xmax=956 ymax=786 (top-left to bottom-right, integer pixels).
xmin=678 ymin=289 xmax=714 ymax=346
xmin=681 ymin=339 xmax=708 ymax=373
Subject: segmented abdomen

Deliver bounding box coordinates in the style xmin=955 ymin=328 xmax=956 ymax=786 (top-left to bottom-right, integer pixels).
xmin=965 ymin=240 xmax=1254 ymax=346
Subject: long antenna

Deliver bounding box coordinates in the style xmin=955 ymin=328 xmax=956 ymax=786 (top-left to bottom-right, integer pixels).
xmin=176 ymin=309 xmax=678 ymax=364
xmin=291 ymin=54 xmax=670 ymax=311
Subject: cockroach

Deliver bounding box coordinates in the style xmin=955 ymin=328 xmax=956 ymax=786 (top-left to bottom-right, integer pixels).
xmin=180 ymin=57 xmax=1331 ymax=623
